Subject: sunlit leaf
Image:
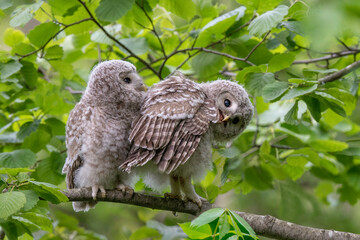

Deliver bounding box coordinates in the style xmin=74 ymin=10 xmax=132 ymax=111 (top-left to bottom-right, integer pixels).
xmin=0 ymin=191 xmax=26 ymax=219
xmin=249 ymin=5 xmax=289 ymax=37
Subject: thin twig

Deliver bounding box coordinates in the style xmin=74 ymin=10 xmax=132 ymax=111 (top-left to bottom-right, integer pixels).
xmin=292 ymin=50 xmax=360 ymax=64
xmin=244 ymin=31 xmax=271 ymax=61
xmin=77 ymin=0 xmax=159 ymax=77
xmin=336 ymin=37 xmax=355 ymax=51
xmin=17 ymin=18 xmax=92 ymax=60
xmin=65 ymin=87 xmax=84 ymax=95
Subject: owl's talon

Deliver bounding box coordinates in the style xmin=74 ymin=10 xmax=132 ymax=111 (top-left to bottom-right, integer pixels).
xmin=164 ymin=192 xmax=183 ymax=201
xmin=99 ymin=185 xmax=106 ymax=198
xmin=116 ymin=184 xmax=134 ymax=197
xmin=91 ymin=185 xmax=99 ymax=200
xmin=185 ymin=196 xmax=204 ymax=208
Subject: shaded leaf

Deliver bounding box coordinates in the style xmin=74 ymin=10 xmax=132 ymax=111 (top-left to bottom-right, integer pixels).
xmin=95 ymin=0 xmax=135 ymax=22
xmin=0 ymin=149 xmax=37 ymax=168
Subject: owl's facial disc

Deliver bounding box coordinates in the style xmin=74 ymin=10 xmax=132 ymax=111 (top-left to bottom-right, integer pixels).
xmin=120 ymin=72 xmax=147 ymax=92
xmin=217 ymin=92 xmax=238 ymax=123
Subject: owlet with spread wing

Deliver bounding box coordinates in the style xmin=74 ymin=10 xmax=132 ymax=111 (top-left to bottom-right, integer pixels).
xmin=62 ymin=60 xmax=146 ymax=212
xmin=120 ymin=75 xmax=253 ymax=206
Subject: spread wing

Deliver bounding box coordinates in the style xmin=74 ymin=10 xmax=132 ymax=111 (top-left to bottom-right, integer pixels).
xmin=62 ymin=102 xmax=92 ymax=188
xmin=121 ymin=76 xmax=218 ymax=174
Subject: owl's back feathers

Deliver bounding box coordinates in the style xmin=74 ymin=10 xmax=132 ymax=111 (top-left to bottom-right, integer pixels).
xmin=122 ymin=76 xmax=218 ymax=174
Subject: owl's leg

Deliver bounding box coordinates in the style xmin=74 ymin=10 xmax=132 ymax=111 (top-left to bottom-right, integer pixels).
xmin=164 ymin=175 xmax=183 ymax=200
xmin=91 ymin=185 xmax=106 ymax=200
xmin=179 ymin=175 xmax=203 ymax=207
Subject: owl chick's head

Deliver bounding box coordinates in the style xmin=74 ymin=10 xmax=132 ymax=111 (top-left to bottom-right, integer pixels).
xmin=84 ymin=60 xmax=146 ymax=104
xmin=207 ymin=80 xmax=253 ymax=142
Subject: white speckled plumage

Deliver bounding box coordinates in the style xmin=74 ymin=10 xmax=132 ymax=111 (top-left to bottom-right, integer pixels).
xmin=62 ymin=60 xmax=146 ymax=212
xmin=120 ymin=75 xmax=253 ymax=206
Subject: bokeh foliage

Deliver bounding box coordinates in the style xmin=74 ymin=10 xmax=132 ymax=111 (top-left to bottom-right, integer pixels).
xmin=0 ymin=0 xmax=360 ymax=239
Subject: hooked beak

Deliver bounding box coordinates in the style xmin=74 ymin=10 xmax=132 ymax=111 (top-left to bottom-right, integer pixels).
xmin=222 ymin=115 xmax=231 ymax=122
xmin=218 ymin=110 xmax=231 ymax=123
xmin=137 ymin=84 xmax=147 ymax=92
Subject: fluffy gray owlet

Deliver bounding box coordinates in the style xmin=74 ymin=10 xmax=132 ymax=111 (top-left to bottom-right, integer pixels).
xmin=62 ymin=60 xmax=147 ymax=212
xmin=120 ymin=75 xmax=253 ymax=206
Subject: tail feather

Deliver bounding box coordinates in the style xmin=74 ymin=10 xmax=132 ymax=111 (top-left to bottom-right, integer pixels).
xmin=72 ymin=201 xmax=97 ymax=212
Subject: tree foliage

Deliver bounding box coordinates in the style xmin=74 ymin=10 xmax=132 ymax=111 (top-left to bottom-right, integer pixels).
xmin=0 ymin=0 xmax=360 ymax=239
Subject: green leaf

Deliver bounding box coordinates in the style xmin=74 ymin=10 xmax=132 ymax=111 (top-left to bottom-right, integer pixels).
xmin=0 ymin=149 xmax=37 ymax=168
xmin=248 ymin=5 xmax=289 ymax=37
xmin=347 ymin=166 xmax=360 ymax=192
xmin=160 ymin=0 xmax=196 ymax=20
xmin=0 ymin=168 xmax=34 ymax=176
xmin=178 ymin=222 xmax=212 ymax=239
xmin=310 ymin=140 xmax=348 ymax=152
xmin=44 ymin=45 xmax=64 ymax=60
xmin=0 ymin=61 xmax=22 ymax=80
xmin=262 ymin=81 xmax=289 ymax=102
xmin=48 ymin=0 xmax=80 ymax=16
xmin=50 ymin=60 xmax=74 ymax=79
xmin=0 ymin=0 xmax=12 ymax=10
xmin=218 ymin=214 xmax=230 ymax=240
xmin=21 ymin=129 xmax=51 ymax=153
xmin=283 ymin=155 xmax=308 ymax=180
xmin=3 ymin=28 xmax=25 ymax=47
xmin=302 ymin=96 xmax=321 ymax=121
xmin=95 ymin=0 xmax=135 ymax=22
xmin=0 ymin=191 xmax=26 ymax=219
xmin=191 ymin=52 xmax=225 ymax=79
xmin=27 ymin=22 xmax=60 ymax=48
xmin=228 ymin=210 xmax=257 ymax=238
xmin=191 ymin=208 xmax=225 ymax=227
xmin=303 ymin=68 xmax=338 ymax=78
xmin=34 ymin=152 xmax=64 ymax=185
xmin=12 ymin=43 xmax=36 ymax=62
xmin=315 ymin=182 xmax=333 ymax=203
xmin=281 ymin=21 xmax=304 ymax=35
xmin=284 ymin=102 xmax=298 ymax=124
xmin=117 ymin=38 xmax=149 ymax=55
xmin=338 ymin=184 xmax=359 ymax=205
xmin=202 ymin=7 xmax=246 ymax=33
xmin=15 ymin=212 xmax=52 ymax=232
xmin=17 ymin=120 xmax=41 ymax=140
xmin=0 ymin=222 xmax=18 ymax=240
xmin=29 ymin=181 xmax=68 ymax=204
xmin=245 ymin=72 xmax=275 ymax=96
xmin=20 ymin=61 xmax=38 ymax=88
xmin=268 ymin=52 xmax=295 ymax=72
xmin=130 ymin=226 xmax=161 ymax=240
xmin=19 ymin=190 xmax=39 ymax=211
xmin=260 ymin=140 xmax=271 ymax=155
xmin=281 ymin=84 xmax=318 ymax=100
xmin=245 ymin=166 xmax=273 ymax=190
xmin=239 ymin=0 xmax=283 ymax=14
xmin=45 ymin=118 xmax=66 ymax=136
xmin=10 ymin=3 xmax=42 ymax=27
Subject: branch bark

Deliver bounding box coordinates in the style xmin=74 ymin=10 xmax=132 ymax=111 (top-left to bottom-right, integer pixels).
xmin=318 ymin=59 xmax=360 ymax=84
xmin=63 ymin=188 xmax=360 ymax=240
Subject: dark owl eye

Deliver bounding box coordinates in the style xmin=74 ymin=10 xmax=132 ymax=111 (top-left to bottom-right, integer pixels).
xmin=123 ymin=77 xmax=131 ymax=83
xmin=232 ymin=117 xmax=240 ymax=124
xmin=224 ymin=99 xmax=231 ymax=107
